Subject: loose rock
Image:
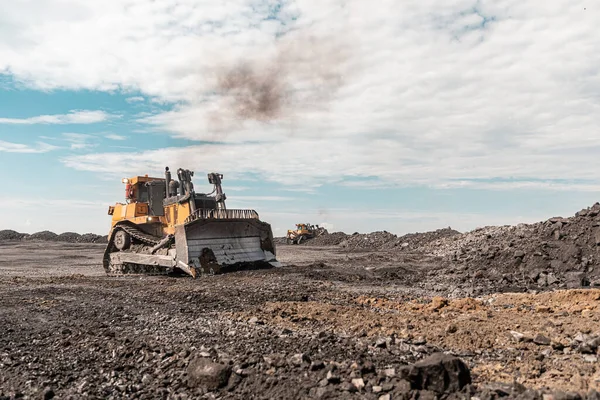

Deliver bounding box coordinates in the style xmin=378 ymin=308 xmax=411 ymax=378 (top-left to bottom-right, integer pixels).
xmin=310 ymin=361 xmax=325 ymax=371
xmin=534 ymin=334 xmax=551 ymax=346
xmin=399 ymin=353 xmax=471 ymax=394
xmin=187 ymin=358 xmax=232 ymax=390
xmin=351 ymin=378 xmax=365 ymax=391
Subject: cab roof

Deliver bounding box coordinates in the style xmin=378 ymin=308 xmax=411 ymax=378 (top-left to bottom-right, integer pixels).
xmin=129 ymin=176 xmax=164 ymax=185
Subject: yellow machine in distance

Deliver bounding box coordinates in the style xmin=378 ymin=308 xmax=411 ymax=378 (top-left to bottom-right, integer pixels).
xmin=104 ymin=167 xmax=278 ymax=277
xmin=286 ymin=223 xmax=328 ymax=245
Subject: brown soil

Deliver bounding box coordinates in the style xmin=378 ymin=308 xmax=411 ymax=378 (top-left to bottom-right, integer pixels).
xmin=240 ymin=290 xmax=600 ymax=392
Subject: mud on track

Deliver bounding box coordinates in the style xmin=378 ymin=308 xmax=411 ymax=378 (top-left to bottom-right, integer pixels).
xmin=0 ymin=242 xmax=599 ymax=399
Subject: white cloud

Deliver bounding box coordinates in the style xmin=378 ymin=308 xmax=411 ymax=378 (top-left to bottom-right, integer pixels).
xmin=62 ymin=140 xmax=600 ymax=192
xmin=0 ymin=110 xmax=111 ymax=125
xmin=125 ymin=96 xmax=145 ymax=103
xmin=226 ymin=186 xmax=250 ymax=192
xmin=2 ymin=0 xmax=600 ymax=191
xmin=62 ymin=133 xmax=97 ymax=150
xmin=0 ymin=140 xmax=59 ymax=153
xmin=104 ymin=133 xmax=127 ymax=140
xmin=234 ymin=195 xmax=293 ymax=202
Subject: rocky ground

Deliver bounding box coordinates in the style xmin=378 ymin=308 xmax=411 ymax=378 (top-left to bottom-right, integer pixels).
xmin=1 ymin=205 xmax=600 ymax=399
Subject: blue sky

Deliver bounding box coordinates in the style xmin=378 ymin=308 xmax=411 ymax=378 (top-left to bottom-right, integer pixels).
xmin=1 ymin=0 xmax=599 ymax=236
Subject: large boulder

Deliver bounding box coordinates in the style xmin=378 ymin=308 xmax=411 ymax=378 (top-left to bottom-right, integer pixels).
xmin=399 ymin=353 xmax=471 ymax=394
xmin=187 ymin=358 xmax=231 ymax=390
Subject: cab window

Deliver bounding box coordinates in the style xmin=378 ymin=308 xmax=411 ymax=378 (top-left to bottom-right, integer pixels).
xmin=137 ymin=184 xmax=149 ymax=202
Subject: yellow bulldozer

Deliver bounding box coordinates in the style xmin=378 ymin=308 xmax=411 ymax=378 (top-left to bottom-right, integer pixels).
xmin=104 ymin=166 xmax=278 ymax=277
xmin=286 ymin=223 xmax=328 ymax=245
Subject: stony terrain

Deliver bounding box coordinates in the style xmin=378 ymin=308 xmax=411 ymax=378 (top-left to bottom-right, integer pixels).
xmin=1 ymin=205 xmax=600 ymax=399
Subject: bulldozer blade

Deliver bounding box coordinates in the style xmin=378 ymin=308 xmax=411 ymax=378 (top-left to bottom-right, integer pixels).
xmin=110 ymin=252 xmax=176 ymax=268
xmin=174 ymin=218 xmax=277 ymax=276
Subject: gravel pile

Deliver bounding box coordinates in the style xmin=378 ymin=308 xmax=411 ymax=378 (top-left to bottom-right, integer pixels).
xmin=57 ymin=232 xmax=107 ymax=243
xmin=423 ymin=203 xmax=600 ymax=292
xmin=303 ymin=232 xmax=349 ymax=246
xmin=274 ymin=232 xmax=348 ymax=246
xmin=0 ymin=230 xmax=107 ymax=243
xmin=80 ymin=233 xmax=108 ymax=243
xmin=273 ymin=236 xmax=288 ymax=245
xmin=0 ymin=230 xmax=29 ymax=241
xmin=26 ymin=230 xmax=59 ymax=241
xmin=338 ymin=231 xmax=398 ymax=251
xmin=394 ymin=227 xmax=461 ymax=250
xmin=56 ymin=232 xmax=82 ymax=242
xmin=332 ymin=228 xmax=461 ymax=252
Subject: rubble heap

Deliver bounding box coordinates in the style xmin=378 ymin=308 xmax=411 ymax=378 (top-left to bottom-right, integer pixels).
xmin=0 ymin=230 xmax=107 ymax=243
xmin=295 ymin=228 xmax=461 ymax=250
xmin=0 ymin=230 xmax=29 ymax=241
xmin=338 ymin=228 xmax=460 ymax=251
xmin=423 ymin=203 xmax=600 ymax=292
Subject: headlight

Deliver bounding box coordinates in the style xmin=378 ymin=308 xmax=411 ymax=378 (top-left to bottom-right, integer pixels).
xmin=122 ymin=178 xmax=129 ymax=184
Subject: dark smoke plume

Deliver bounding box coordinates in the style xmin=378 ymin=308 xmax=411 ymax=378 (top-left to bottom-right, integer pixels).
xmin=218 ymin=62 xmax=286 ymax=121
xmin=209 ymin=33 xmax=350 ymax=124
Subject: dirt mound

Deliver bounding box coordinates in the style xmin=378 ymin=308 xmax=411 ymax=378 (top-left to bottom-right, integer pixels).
xmin=273 ymin=236 xmax=288 ymax=245
xmin=395 ymin=227 xmax=461 ymax=250
xmin=424 ymin=203 xmax=600 ymax=293
xmin=339 ymin=231 xmax=398 ymax=250
xmin=303 ymin=231 xmax=348 ymax=246
xmin=278 ymin=228 xmax=461 ymax=250
xmin=55 ymin=232 xmax=106 ymax=243
xmin=0 ymin=229 xmax=30 ymax=240
xmin=336 ymin=228 xmax=460 ymax=251
xmin=56 ymin=232 xmax=82 ymax=243
xmin=26 ymin=230 xmax=59 ymax=241
xmin=79 ymin=233 xmax=107 ymax=243
xmin=0 ymin=230 xmax=107 ymax=243
xmin=275 ymin=232 xmax=348 ymax=246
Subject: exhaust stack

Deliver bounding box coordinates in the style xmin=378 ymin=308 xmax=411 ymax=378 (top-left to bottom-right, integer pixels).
xmin=165 ymin=167 xmax=172 ymax=197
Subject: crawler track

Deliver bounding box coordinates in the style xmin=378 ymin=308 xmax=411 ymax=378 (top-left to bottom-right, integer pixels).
xmin=103 ymin=222 xmax=170 ymax=276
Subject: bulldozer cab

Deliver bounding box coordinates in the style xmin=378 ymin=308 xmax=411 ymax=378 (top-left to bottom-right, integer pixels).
xmin=122 ymin=176 xmax=163 ymax=203
xmin=296 ymin=223 xmax=307 ymax=232
xmin=110 ymin=176 xmax=164 ymax=215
